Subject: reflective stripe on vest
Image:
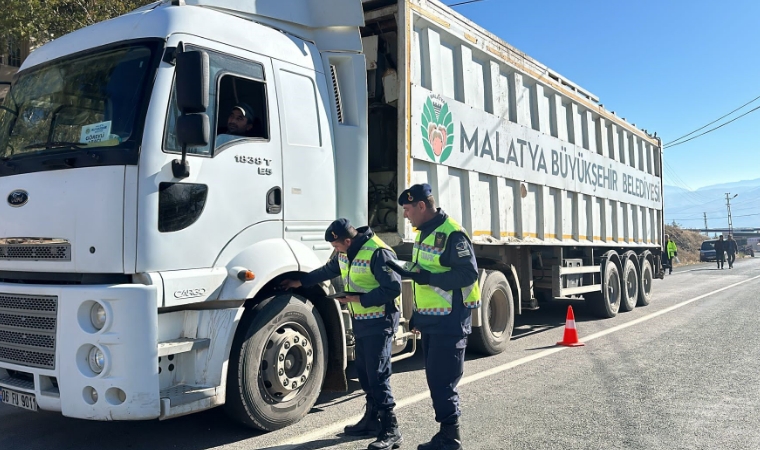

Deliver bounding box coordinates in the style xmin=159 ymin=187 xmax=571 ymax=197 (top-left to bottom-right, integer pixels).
xmin=412 ymin=217 xmax=481 ymax=315
xmin=338 ymin=235 xmax=399 ymax=320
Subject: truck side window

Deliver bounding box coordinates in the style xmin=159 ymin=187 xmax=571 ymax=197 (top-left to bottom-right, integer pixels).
xmin=214 ymin=74 xmax=269 ymax=148
xmin=163 ymin=48 xmax=268 ymax=156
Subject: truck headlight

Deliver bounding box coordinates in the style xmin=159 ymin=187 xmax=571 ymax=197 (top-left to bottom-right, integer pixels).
xmin=88 ymin=347 xmax=105 ymax=374
xmin=90 ymin=303 xmax=107 ymax=330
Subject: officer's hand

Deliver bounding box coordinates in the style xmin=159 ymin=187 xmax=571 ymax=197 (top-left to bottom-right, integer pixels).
xmin=280 ymin=279 xmax=302 ymax=290
xmin=409 ymin=269 xmax=431 ymax=285
xmin=340 ymin=295 xmax=361 ymax=304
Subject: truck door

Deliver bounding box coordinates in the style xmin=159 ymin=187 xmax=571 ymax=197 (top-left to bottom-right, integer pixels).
xmin=272 ymin=60 xmax=336 ymax=262
xmin=136 ymin=44 xmax=283 ymax=273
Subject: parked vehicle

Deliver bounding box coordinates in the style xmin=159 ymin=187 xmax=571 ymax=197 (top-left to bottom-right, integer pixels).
xmin=745 ymin=237 xmax=759 ymax=257
xmin=700 ymin=240 xmax=717 ymax=262
xmin=0 ymin=0 xmax=663 ymax=431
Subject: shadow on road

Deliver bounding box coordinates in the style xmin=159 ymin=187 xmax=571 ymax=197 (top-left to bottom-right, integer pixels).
xmin=280 ymin=434 xmax=369 ymax=450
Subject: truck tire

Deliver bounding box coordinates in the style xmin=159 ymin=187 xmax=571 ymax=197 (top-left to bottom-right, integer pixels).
xmin=586 ymin=258 xmax=621 ymax=318
xmin=469 ymin=270 xmax=514 ymax=355
xmin=224 ymin=293 xmax=327 ymax=431
xmin=637 ymin=258 xmax=654 ymax=307
xmin=620 ymin=257 xmax=638 ymax=312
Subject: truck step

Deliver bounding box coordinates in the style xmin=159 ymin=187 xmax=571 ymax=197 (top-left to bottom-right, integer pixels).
xmin=157 ymin=338 xmax=210 ymax=357
xmin=160 ymin=384 xmax=216 ymax=407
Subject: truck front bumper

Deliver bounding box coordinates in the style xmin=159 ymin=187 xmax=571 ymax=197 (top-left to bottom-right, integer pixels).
xmin=0 ymin=282 xmax=160 ymax=420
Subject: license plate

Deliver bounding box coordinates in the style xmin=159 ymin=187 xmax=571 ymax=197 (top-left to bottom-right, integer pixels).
xmin=1 ymin=387 xmax=37 ymax=412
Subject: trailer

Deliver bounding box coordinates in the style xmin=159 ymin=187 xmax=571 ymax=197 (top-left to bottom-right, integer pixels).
xmin=0 ymin=0 xmax=662 ymax=431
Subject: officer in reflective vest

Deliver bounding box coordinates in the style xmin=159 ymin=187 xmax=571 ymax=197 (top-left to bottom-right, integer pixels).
xmin=281 ymin=218 xmax=403 ymax=450
xmin=395 ymin=184 xmax=480 ymax=450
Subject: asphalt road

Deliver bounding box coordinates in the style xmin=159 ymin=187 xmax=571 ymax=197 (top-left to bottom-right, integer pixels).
xmin=2 ymin=257 xmax=760 ymax=450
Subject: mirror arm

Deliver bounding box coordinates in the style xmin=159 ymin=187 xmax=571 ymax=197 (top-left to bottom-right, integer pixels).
xmin=172 ymin=143 xmax=190 ymax=178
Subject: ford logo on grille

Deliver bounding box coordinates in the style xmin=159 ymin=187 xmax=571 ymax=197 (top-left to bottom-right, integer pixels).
xmin=8 ymin=190 xmax=29 ymax=207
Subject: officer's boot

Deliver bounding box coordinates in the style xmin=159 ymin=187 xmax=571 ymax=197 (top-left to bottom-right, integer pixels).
xmin=344 ymin=403 xmax=381 ymax=436
xmin=417 ymin=422 xmax=462 ymax=450
xmin=368 ymin=409 xmax=403 ymax=450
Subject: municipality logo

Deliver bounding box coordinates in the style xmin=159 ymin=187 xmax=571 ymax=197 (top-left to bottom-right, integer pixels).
xmin=421 ymin=95 xmax=454 ymax=163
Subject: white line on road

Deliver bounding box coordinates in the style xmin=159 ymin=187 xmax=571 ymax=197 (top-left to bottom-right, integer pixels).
xmin=270 ymin=273 xmax=760 ymax=449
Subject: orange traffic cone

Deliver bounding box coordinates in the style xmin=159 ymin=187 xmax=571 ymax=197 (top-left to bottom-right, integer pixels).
xmin=556 ymin=305 xmax=585 ymax=347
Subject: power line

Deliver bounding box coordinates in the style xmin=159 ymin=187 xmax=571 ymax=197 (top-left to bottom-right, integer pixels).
xmin=664 ymin=93 xmax=760 ymax=146
xmin=667 ymin=212 xmax=760 ymax=221
xmin=447 ymin=0 xmax=487 ymax=6
xmin=665 ymin=185 xmax=760 ymax=212
xmin=664 ymin=104 xmax=760 ymax=149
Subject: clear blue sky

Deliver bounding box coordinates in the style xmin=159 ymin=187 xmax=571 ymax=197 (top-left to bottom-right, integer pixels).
xmin=445 ymin=0 xmax=760 ymax=191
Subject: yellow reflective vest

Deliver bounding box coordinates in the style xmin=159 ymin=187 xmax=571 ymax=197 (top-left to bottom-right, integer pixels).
xmin=338 ymin=235 xmax=400 ymax=320
xmin=666 ymin=240 xmax=677 ymax=258
xmin=412 ymin=217 xmax=480 ymax=315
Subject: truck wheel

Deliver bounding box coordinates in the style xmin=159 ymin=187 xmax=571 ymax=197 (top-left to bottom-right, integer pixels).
xmin=586 ymin=259 xmax=621 ymax=318
xmin=637 ymin=258 xmax=654 ymax=306
xmin=469 ymin=270 xmax=514 ymax=355
xmin=224 ymin=294 xmax=327 ymax=431
xmin=620 ymin=258 xmax=638 ymax=312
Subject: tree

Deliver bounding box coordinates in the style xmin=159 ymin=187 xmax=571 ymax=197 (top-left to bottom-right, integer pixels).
xmin=2 ymin=0 xmax=154 ymax=46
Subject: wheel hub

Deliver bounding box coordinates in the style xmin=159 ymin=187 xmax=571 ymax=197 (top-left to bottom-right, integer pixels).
xmin=488 ymin=289 xmax=509 ymax=336
xmin=626 ymin=271 xmax=637 ymax=298
xmin=607 ymin=272 xmax=621 ymax=305
xmin=261 ymin=326 xmax=314 ymax=400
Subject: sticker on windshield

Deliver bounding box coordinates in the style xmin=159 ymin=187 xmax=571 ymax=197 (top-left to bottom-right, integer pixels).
xmin=80 ymin=121 xmax=112 ymax=144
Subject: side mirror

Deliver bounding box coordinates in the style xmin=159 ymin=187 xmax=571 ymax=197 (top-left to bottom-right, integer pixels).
xmin=176 ymin=114 xmax=209 ymax=147
xmin=172 ymin=47 xmax=209 ymax=178
xmin=175 ymin=50 xmax=209 ymax=113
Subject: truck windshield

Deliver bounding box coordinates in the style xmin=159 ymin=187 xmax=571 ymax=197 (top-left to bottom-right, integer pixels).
xmin=0 ymin=42 xmax=159 ymax=169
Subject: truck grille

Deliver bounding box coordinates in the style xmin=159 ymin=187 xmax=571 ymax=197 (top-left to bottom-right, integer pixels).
xmin=0 ymin=243 xmax=71 ymax=261
xmin=0 ymin=293 xmax=57 ymax=369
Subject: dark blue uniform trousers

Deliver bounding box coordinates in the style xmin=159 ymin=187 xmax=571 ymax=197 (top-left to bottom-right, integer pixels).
xmin=421 ymin=333 xmax=467 ymax=425
xmin=355 ymin=332 xmax=395 ymax=411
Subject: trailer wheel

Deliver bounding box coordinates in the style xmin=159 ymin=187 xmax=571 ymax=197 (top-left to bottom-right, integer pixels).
xmin=224 ymin=294 xmax=327 ymax=431
xmin=620 ymin=257 xmax=638 ymax=312
xmin=586 ymin=258 xmax=621 ymax=318
xmin=637 ymin=258 xmax=654 ymax=307
xmin=469 ymin=270 xmax=514 ymax=355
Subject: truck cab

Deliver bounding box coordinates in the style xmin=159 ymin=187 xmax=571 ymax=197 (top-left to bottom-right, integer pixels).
xmin=0 ymin=0 xmax=378 ymax=430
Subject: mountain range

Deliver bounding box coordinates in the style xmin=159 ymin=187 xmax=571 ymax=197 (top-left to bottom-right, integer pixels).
xmin=664 ymin=177 xmax=760 ymax=230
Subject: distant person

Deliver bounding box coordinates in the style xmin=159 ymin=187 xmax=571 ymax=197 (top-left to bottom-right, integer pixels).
xmin=715 ymin=235 xmax=726 ymax=269
xmin=726 ymin=235 xmax=739 ymax=269
xmin=215 ymin=102 xmax=263 ymax=146
xmin=663 ymin=234 xmax=677 ymax=275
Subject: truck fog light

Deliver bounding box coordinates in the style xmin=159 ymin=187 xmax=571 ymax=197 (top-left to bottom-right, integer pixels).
xmin=83 ymin=386 xmax=98 ymax=405
xmin=90 ymin=303 xmax=107 ymax=330
xmin=88 ymin=347 xmax=106 ymax=374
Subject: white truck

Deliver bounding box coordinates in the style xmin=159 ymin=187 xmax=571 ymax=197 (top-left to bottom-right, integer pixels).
xmin=0 ymin=0 xmax=663 ymax=431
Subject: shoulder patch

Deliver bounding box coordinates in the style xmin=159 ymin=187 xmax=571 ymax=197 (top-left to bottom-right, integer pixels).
xmin=434 ymin=232 xmax=447 ymax=249
xmin=455 ymin=241 xmax=467 ymax=251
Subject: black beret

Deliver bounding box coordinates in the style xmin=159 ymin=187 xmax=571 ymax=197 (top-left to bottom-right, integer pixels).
xmin=398 ymin=183 xmax=432 ymax=205
xmin=325 ymin=218 xmax=352 ymax=242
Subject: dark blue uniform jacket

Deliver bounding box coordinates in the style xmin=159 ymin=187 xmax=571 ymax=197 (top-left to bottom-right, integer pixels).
xmin=411 ymin=210 xmax=479 ymax=337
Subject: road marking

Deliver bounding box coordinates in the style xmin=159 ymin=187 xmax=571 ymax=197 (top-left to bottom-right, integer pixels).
xmin=273 ymin=273 xmax=760 ymax=448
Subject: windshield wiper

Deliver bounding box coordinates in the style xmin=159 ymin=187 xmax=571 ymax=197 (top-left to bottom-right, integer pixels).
xmin=23 ymin=141 xmax=86 ymax=150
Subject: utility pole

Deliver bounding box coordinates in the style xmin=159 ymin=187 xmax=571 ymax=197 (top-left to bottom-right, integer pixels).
xmin=725 ymin=192 xmax=738 ymax=236
xmin=703 ymin=212 xmax=708 ymax=236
